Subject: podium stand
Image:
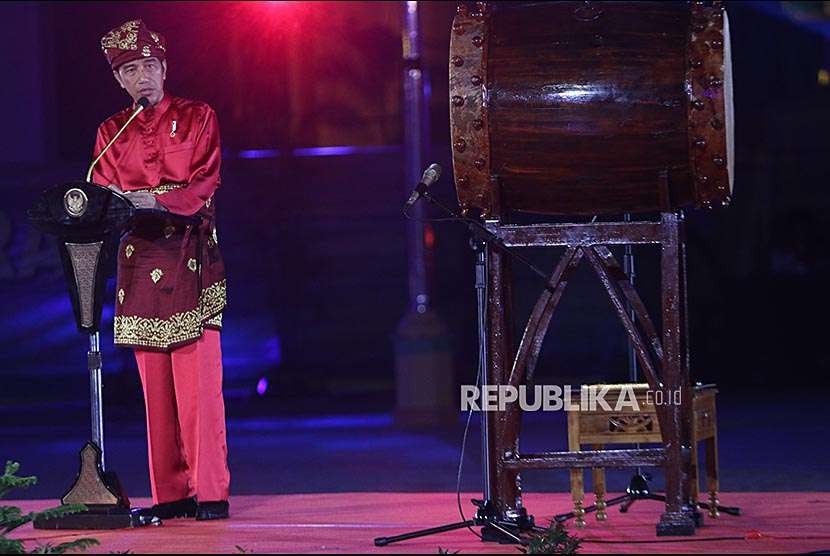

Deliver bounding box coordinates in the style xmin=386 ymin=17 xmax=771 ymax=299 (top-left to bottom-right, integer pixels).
xmin=27 ymin=181 xmax=194 ymax=529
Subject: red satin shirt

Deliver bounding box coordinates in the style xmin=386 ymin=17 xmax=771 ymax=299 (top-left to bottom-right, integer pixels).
xmin=92 ymin=93 xmax=221 ymax=216
xmin=92 ymin=93 xmax=226 ymax=351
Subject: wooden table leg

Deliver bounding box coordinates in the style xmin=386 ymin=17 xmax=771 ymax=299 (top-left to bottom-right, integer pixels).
xmin=592 ymin=443 xmax=607 ymax=521
xmin=690 ymin=438 xmax=700 ymax=508
xmin=568 ymin=411 xmax=585 ymax=527
xmin=705 ymin=406 xmax=720 ymax=518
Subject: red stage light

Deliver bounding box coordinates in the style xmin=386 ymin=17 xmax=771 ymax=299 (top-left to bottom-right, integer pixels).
xmin=424 ymin=225 xmax=436 ymax=249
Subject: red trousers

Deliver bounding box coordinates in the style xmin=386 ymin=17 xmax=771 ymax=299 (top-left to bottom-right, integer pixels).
xmin=134 ymin=329 xmax=230 ymax=504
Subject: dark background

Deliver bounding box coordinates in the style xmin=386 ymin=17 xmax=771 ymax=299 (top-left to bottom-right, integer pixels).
xmin=1 ymin=1 xmax=829 ymax=498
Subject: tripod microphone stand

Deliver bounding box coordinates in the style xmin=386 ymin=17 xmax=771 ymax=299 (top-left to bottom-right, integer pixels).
xmin=374 ymin=190 xmax=551 ymax=548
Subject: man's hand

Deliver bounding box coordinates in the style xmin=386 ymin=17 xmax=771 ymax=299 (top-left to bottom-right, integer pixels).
xmin=124 ymin=191 xmax=164 ymax=210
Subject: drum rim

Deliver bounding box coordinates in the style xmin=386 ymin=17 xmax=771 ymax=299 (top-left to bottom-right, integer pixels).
xmin=724 ymin=11 xmax=735 ymax=194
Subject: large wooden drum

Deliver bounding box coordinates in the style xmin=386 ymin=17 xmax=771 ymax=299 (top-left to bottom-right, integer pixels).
xmin=449 ymin=1 xmax=734 ymax=217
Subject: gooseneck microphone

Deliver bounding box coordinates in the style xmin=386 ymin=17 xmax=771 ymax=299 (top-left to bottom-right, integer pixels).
xmin=85 ymin=96 xmax=151 ymax=183
xmin=403 ymin=163 xmax=442 ymax=212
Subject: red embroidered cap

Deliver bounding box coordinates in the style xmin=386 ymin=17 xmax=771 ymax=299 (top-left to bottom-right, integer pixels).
xmin=101 ymin=19 xmax=167 ymax=70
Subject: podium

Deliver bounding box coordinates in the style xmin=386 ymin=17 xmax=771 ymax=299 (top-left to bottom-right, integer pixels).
xmin=27 ymin=181 xmax=195 ymax=529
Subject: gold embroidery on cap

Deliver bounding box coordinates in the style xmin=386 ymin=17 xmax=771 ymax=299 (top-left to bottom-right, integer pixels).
xmin=150 ymin=31 xmax=166 ymax=51
xmin=118 ymin=289 xmax=125 ymax=304
xmin=125 ymin=244 xmax=134 ymax=258
xmin=150 ymin=268 xmax=163 ymax=283
xmin=188 ymin=258 xmax=197 ymax=272
xmin=142 ymin=45 xmax=151 ymax=57
xmin=101 ymin=20 xmax=140 ymax=52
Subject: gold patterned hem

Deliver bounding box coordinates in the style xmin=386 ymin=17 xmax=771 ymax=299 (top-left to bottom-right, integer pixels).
xmin=205 ymin=313 xmax=223 ymax=328
xmin=134 ymin=182 xmax=187 ymax=196
xmin=113 ymin=279 xmax=226 ymax=350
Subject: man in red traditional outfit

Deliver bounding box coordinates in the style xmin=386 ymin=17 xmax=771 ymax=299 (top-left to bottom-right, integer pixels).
xmin=92 ymin=19 xmax=230 ymax=521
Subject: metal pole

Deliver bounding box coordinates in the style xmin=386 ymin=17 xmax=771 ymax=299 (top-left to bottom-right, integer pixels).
xmin=402 ymin=0 xmax=429 ymax=313
xmin=623 ymin=213 xmax=640 ymax=476
xmin=88 ymin=331 xmax=105 ymax=470
xmin=474 ymin=244 xmax=492 ymax=500
xmin=623 ymin=213 xmax=637 ymax=382
xmin=394 ymin=2 xmax=453 ymax=428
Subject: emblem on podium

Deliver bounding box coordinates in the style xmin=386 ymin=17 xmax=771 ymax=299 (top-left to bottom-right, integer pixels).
xmin=63 ymin=188 xmax=89 ymax=218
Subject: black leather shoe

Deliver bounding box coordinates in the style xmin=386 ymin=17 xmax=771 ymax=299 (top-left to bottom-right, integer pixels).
xmin=132 ymin=496 xmax=197 ymax=519
xmin=196 ymin=500 xmax=229 ymax=521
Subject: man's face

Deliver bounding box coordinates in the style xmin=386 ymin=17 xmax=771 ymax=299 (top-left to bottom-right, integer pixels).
xmin=113 ymin=57 xmax=167 ymax=106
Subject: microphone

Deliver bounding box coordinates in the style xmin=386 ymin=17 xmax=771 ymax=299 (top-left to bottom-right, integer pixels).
xmin=404 ymin=163 xmax=442 ymax=211
xmin=86 ymin=96 xmax=151 ymax=183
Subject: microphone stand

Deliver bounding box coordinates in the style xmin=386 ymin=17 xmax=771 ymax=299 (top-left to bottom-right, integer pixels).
xmin=406 ymin=186 xmax=561 ymax=296
xmin=374 ymin=189 xmax=553 ymax=548
xmin=85 ymin=100 xmax=146 ymax=182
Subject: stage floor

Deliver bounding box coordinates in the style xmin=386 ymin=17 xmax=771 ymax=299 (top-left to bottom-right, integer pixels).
xmin=8 ymin=492 xmax=830 ymax=554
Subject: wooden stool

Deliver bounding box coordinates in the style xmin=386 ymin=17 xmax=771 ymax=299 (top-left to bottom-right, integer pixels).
xmin=567 ymin=383 xmax=719 ymax=527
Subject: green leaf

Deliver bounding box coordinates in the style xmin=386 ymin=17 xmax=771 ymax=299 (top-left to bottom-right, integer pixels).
xmin=3 ymin=504 xmax=87 ymax=536
xmin=1 ymin=508 xmax=31 ymax=536
xmin=0 ymin=506 xmax=24 ymax=527
xmin=1 ymin=517 xmax=31 ymax=536
xmin=0 ymin=461 xmax=98 ymax=554
xmin=0 ymin=462 xmax=37 ymax=500
xmin=31 ymin=538 xmax=99 ymax=554
xmin=521 ymin=522 xmax=582 ymax=555
xmin=29 ymin=504 xmax=88 ymax=523
xmin=0 ymin=536 xmax=25 ymax=554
